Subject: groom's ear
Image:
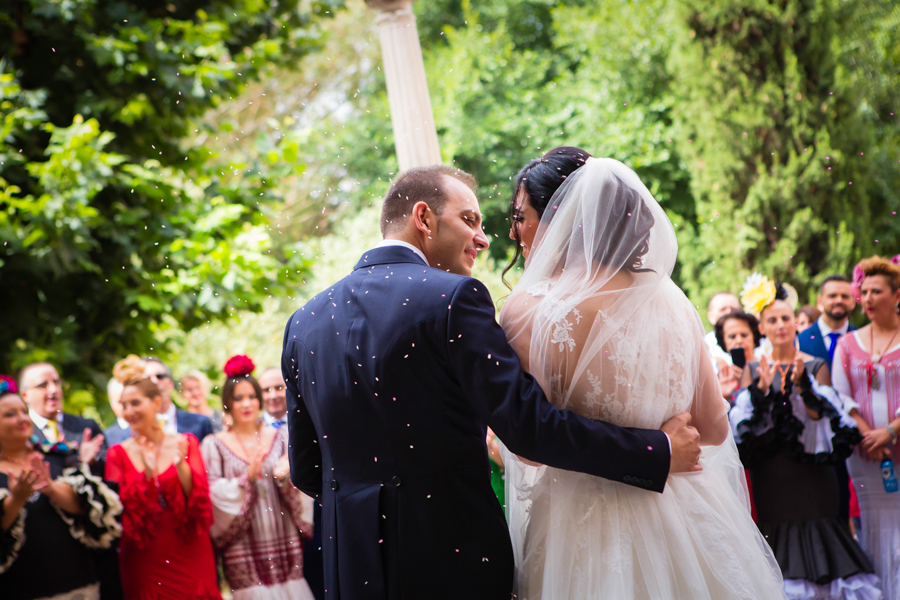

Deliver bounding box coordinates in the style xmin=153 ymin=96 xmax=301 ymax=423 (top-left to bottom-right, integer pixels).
xmin=412 ymin=201 xmax=434 ymax=239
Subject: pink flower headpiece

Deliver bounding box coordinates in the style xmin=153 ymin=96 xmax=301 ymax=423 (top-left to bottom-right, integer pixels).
xmin=850 ymin=254 xmax=900 ymax=302
xmin=224 ymin=355 xmax=255 ymax=378
xmin=0 ymin=374 xmax=17 ymax=395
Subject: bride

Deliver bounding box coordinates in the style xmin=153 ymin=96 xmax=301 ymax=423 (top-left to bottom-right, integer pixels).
xmin=499 ymin=148 xmax=785 ymax=599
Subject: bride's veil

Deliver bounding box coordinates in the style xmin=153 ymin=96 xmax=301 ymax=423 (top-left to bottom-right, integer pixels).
xmin=498 ymin=158 xmax=771 ymax=595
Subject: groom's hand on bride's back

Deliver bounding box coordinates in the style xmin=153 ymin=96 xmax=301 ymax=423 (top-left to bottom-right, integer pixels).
xmin=661 ymin=413 xmax=702 ymax=473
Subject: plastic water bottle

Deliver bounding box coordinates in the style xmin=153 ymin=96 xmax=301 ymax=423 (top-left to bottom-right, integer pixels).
xmin=881 ymin=459 xmax=899 ymax=493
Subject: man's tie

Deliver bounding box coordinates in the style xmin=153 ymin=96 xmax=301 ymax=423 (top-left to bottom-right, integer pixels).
xmin=827 ymin=332 xmax=842 ymax=366
xmin=45 ymin=420 xmax=60 ymax=443
xmin=272 ymin=421 xmax=283 ymax=430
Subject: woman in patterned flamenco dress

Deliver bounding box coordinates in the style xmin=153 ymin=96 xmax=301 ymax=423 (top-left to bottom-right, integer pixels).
xmin=201 ymin=355 xmax=316 ymax=599
xmin=105 ymin=356 xmax=221 ymax=600
xmin=500 ymin=148 xmax=784 ymax=599
xmin=833 ymin=256 xmax=900 ymax=599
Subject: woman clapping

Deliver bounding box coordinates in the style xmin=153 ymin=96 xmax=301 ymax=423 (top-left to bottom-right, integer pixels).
xmin=0 ymin=375 xmax=121 ymax=600
xmin=105 ymin=356 xmax=221 ymax=600
xmin=201 ymin=355 xmax=315 ymax=600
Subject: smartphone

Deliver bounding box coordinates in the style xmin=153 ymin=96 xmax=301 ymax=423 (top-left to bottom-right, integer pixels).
xmin=730 ymin=347 xmax=747 ymax=369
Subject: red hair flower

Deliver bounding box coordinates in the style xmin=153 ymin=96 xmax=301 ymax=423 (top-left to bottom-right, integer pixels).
xmin=223 ymin=355 xmax=255 ymax=378
xmin=0 ymin=374 xmax=17 ymax=395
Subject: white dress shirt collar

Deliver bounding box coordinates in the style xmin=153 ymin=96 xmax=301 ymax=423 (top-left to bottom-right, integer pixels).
xmin=375 ymin=239 xmax=430 ymax=266
xmin=117 ymin=417 xmax=130 ymax=430
xmin=263 ymin=411 xmax=287 ymax=427
xmin=29 ymin=408 xmax=62 ymax=430
xmin=817 ymin=316 xmax=849 ymax=338
xmin=159 ymin=401 xmax=177 ymax=434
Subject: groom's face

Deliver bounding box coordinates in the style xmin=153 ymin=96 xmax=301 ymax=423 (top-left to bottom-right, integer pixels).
xmin=423 ymin=177 xmax=490 ymax=277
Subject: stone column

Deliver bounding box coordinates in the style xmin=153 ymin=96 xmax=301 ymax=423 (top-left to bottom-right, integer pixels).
xmin=365 ymin=0 xmax=442 ymax=171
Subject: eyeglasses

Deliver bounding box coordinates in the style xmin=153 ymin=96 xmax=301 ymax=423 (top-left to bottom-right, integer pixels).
xmin=31 ymin=378 xmax=63 ymax=390
xmin=262 ymin=385 xmax=285 ymax=393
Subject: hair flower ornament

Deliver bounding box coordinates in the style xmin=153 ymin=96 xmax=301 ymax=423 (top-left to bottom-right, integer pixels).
xmin=741 ymin=273 xmax=777 ymax=315
xmin=851 ymin=262 xmax=866 ymax=303
xmin=0 ymin=374 xmax=17 ymax=395
xmin=224 ymin=355 xmax=255 ymax=378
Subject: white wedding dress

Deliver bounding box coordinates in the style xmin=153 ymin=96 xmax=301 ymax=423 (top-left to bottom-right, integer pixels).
xmin=499 ymin=158 xmax=785 ymax=599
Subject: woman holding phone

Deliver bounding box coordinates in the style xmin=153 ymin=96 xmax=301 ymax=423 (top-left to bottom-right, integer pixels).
xmin=714 ymin=309 xmax=761 ymax=403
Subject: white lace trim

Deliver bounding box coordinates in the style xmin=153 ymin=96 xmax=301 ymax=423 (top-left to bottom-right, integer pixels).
xmin=0 ymin=488 xmax=26 ymax=575
xmin=783 ymin=573 xmax=883 ymax=600
xmin=54 ymin=465 xmax=123 ymax=549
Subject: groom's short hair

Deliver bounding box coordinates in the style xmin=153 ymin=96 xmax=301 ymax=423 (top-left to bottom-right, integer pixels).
xmin=381 ymin=165 xmax=477 ymax=235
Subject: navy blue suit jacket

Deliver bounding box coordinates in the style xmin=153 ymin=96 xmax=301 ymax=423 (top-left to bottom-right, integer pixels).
xmin=798 ymin=321 xmax=857 ymax=365
xmin=282 ymin=246 xmax=671 ymax=600
xmin=103 ymin=409 xmax=212 ymax=446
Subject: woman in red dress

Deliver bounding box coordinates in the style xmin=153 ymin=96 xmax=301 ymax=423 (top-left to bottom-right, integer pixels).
xmin=105 ymin=356 xmax=221 ymax=600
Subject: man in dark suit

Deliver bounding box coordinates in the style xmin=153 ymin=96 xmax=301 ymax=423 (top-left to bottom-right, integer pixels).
xmin=19 ymin=362 xmax=106 ymax=469
xmin=105 ymin=358 xmax=213 ymax=444
xmin=283 ymin=166 xmax=702 ymax=600
xmin=798 ymin=274 xmax=857 ymax=522
xmin=798 ymin=274 xmax=857 ymax=366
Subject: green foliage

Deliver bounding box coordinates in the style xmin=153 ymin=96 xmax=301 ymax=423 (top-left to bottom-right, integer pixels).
xmin=668 ymin=0 xmax=900 ymax=307
xmin=0 ymin=0 xmax=337 ymax=419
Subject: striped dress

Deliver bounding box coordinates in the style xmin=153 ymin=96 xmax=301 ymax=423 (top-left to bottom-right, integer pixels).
xmin=201 ymin=428 xmax=315 ymax=600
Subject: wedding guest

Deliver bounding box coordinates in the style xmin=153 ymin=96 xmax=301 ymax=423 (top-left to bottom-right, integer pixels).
xmin=258 ymin=366 xmax=325 ymax=599
xmin=201 ymin=355 xmax=315 ymax=599
xmin=796 ymin=305 xmax=821 ymax=332
xmin=705 ymin=291 xmax=743 ymax=364
xmin=730 ymin=276 xmax=878 ymax=599
xmin=0 ymin=375 xmax=122 ymax=600
xmin=798 ymin=275 xmax=858 ymax=526
xmin=713 ymin=309 xmax=761 ymax=403
xmin=107 ymin=357 xmax=214 ymax=445
xmin=181 ymin=370 xmax=223 ymax=433
xmin=105 ymin=356 xmax=221 ymax=600
xmin=104 ymin=377 xmax=130 ymax=446
xmin=799 ymin=275 xmax=857 ymax=365
xmin=19 ymin=362 xmax=106 ymax=472
xmin=833 ymin=256 xmax=900 ymax=599
xmin=259 ymin=367 xmax=288 ymax=429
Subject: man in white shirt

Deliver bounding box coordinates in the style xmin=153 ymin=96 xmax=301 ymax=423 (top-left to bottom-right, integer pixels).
xmin=704 ymin=291 xmax=742 ymax=364
xmin=259 ymin=367 xmax=288 ymax=429
xmin=19 ymin=362 xmax=105 ymax=466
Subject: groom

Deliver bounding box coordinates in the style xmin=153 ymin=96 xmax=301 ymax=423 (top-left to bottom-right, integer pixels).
xmin=283 ymin=165 xmax=702 ymax=600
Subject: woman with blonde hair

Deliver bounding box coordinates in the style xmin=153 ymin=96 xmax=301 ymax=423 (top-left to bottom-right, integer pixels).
xmin=105 ymin=355 xmax=220 ymax=599
xmin=833 ymin=256 xmax=900 ymax=598
xmin=180 ymin=370 xmax=224 ymax=433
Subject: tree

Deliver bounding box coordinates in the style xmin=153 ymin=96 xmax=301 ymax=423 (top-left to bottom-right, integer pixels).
xmin=668 ymin=0 xmax=899 ymax=306
xmin=0 ymin=0 xmax=337 ymax=418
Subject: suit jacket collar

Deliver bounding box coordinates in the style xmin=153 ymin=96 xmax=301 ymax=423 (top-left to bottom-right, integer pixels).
xmin=354 ymin=246 xmax=428 ymax=271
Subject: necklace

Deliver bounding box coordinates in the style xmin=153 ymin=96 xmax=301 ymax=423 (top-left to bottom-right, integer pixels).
xmin=867 ymin=324 xmax=900 ymax=391
xmin=771 ymin=350 xmax=797 ymax=394
xmin=0 ymin=453 xmax=31 ymax=467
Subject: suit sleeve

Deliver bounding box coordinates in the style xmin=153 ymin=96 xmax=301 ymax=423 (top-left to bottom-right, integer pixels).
xmin=282 ymin=317 xmax=323 ymax=500
xmin=446 ymin=280 xmax=671 ymax=492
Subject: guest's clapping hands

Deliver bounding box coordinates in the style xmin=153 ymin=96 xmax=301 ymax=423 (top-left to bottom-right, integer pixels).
xmin=78 ymin=428 xmax=105 ymax=465
xmin=7 ymin=466 xmax=41 ymax=503
xmin=790 ymin=355 xmax=806 ymax=385
xmin=137 ymin=436 xmax=157 ymax=477
xmin=662 ymin=413 xmax=702 ymax=473
xmin=757 ymin=356 xmax=775 ymax=391
xmin=248 ymin=444 xmax=266 ymax=481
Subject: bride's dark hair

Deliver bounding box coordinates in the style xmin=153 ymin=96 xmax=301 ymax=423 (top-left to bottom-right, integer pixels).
xmin=504 ymin=146 xmax=592 ymax=287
